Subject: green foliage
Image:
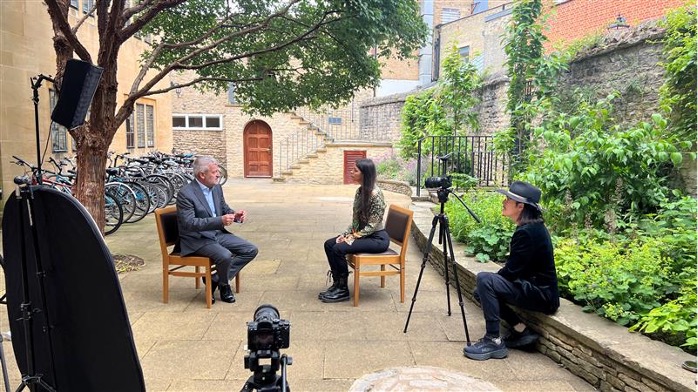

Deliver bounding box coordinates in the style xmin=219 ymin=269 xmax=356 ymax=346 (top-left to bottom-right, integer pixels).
xmin=373 ymin=151 xmax=425 ymax=186
xmin=523 ymin=95 xmax=688 ymax=232
xmin=555 ymin=236 xmax=674 ymax=326
xmin=500 ymin=0 xmax=569 ymax=173
xmin=658 ymin=4 xmax=697 ymax=143
xmin=445 ymin=191 xmax=514 ymax=262
xmin=143 ymin=0 xmax=428 ymax=115
xmin=399 ymin=45 xmax=482 ymax=159
xmin=631 ymin=281 xmax=697 ymax=352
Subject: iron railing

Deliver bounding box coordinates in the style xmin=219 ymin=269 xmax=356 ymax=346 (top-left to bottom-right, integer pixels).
xmin=294 ymin=107 xmax=361 ymax=141
xmin=275 ymin=127 xmax=328 ymax=175
xmin=416 ymin=135 xmax=508 ymax=196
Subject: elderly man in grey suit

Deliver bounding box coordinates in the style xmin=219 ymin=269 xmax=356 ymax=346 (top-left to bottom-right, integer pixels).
xmin=176 ymin=156 xmax=258 ymax=303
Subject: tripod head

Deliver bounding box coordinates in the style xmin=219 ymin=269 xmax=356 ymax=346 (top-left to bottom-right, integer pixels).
xmin=426 ymin=182 xmax=480 ymax=224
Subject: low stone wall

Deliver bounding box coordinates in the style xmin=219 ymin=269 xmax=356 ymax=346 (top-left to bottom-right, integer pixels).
xmin=377 ymin=179 xmax=412 ymax=197
xmin=409 ymin=201 xmax=696 ymax=392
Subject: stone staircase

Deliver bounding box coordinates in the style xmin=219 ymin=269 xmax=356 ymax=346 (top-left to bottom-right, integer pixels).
xmin=272 ymin=112 xmax=334 ymax=183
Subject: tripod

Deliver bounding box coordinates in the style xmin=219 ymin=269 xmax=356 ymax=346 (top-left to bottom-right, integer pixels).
xmin=12 ymin=180 xmax=58 ymax=392
xmin=403 ymin=186 xmax=480 ymax=346
xmin=241 ymin=353 xmax=291 ymax=392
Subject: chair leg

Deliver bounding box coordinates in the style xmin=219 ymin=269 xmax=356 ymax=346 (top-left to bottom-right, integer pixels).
xmin=400 ymin=267 xmax=405 ymax=303
xmin=204 ymin=267 xmax=212 ymax=309
xmin=195 ymin=266 xmax=201 ymax=289
xmin=234 ymin=272 xmax=240 ymax=293
xmin=380 ymin=265 xmax=386 ymax=288
xmin=353 ymin=265 xmax=360 ymax=307
xmin=163 ymin=268 xmax=169 ymax=304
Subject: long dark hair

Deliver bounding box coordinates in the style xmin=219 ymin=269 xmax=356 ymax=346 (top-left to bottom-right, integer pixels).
xmin=518 ymin=204 xmax=544 ymax=225
xmin=356 ymin=158 xmax=377 ymax=224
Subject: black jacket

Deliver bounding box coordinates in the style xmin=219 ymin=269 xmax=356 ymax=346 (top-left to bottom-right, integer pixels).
xmin=498 ymin=222 xmax=560 ymax=313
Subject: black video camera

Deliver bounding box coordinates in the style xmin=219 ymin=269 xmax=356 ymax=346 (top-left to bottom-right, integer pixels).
xmin=425 ymin=176 xmax=452 ymax=189
xmin=246 ymin=304 xmax=290 ymax=352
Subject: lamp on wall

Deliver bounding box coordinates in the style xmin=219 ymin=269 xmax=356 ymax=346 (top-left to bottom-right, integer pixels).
xmin=608 ymin=14 xmax=630 ymax=30
xmin=170 ymin=81 xmax=182 ymax=98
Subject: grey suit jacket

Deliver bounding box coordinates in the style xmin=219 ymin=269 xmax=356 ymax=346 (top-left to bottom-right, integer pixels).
xmin=176 ymin=180 xmax=234 ymax=256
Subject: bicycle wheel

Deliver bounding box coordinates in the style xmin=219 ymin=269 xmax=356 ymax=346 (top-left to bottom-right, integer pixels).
xmin=218 ymin=165 xmax=228 ymax=185
xmin=104 ymin=192 xmax=123 ymax=236
xmin=140 ymin=181 xmax=169 ymax=211
xmin=146 ymin=174 xmax=175 ymax=205
xmin=105 ymin=182 xmax=137 ymax=223
xmin=125 ymin=181 xmax=150 ymax=223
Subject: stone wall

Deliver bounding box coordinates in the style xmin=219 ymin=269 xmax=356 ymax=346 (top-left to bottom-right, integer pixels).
xmin=557 ymin=25 xmax=667 ymax=127
xmin=409 ymin=203 xmax=696 ymax=392
xmin=282 ymin=143 xmax=393 ymax=185
xmin=173 ymin=130 xmax=226 ymax=167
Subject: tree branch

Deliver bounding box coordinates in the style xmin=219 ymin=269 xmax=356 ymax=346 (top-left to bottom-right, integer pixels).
xmin=44 ymin=0 xmax=91 ymax=61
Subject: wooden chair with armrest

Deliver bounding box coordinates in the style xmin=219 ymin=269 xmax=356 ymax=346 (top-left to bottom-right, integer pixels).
xmin=154 ymin=205 xmax=240 ymax=308
xmin=347 ymin=204 xmax=414 ymax=307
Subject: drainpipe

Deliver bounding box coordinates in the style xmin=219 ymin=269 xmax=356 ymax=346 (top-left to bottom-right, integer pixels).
xmin=419 ymin=0 xmax=434 ymax=86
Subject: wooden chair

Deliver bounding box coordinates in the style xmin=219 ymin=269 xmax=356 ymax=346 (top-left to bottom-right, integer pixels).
xmin=347 ymin=204 xmax=414 ymax=307
xmin=154 ymin=205 xmax=240 ymax=308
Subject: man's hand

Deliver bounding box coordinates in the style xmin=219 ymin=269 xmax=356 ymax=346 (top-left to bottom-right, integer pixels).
xmin=222 ymin=214 xmax=236 ymax=226
xmin=233 ymin=210 xmax=246 ymax=223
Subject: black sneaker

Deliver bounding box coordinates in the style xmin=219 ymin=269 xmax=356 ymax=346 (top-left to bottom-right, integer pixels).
xmin=463 ymin=336 xmax=508 ymax=361
xmin=504 ymin=328 xmax=539 ymax=348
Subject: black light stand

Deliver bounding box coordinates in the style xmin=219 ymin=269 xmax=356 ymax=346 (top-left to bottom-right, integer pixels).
xmin=403 ymin=183 xmax=480 ymax=347
xmin=12 ymin=178 xmax=58 ymax=392
xmin=30 ymin=75 xmax=56 ymax=186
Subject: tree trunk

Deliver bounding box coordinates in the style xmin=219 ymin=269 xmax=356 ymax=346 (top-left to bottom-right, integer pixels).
xmin=74 ymin=136 xmax=108 ymax=232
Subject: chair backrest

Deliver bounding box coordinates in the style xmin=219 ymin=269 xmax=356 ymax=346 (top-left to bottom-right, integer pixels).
xmin=384 ymin=204 xmax=414 ymax=248
xmin=155 ymin=205 xmax=179 ymax=249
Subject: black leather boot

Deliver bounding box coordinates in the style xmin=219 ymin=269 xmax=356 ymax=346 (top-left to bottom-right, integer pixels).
xmin=320 ymin=274 xmax=350 ymax=303
xmin=318 ymin=271 xmax=340 ymax=299
xmin=219 ymin=284 xmax=236 ymax=303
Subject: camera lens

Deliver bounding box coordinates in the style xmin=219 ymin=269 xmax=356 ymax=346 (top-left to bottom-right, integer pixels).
xmin=254 ymin=304 xmax=280 ymax=322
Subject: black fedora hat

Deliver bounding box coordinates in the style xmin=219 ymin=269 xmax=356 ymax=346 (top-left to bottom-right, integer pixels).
xmin=496 ymin=181 xmax=542 ymax=211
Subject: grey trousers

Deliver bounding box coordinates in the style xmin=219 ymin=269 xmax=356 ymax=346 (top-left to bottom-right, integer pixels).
xmin=195 ymin=231 xmax=258 ymax=285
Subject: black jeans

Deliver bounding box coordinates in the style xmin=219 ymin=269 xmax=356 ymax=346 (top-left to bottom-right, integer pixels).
xmin=323 ymin=230 xmax=390 ymax=275
xmin=474 ymin=272 xmax=554 ymax=337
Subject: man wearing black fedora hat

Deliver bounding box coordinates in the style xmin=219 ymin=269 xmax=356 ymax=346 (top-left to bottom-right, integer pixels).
xmin=464 ymin=181 xmax=560 ymax=361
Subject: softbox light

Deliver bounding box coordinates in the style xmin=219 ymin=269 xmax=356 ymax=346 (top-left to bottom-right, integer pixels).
xmin=2 ymin=186 xmax=145 ymax=391
xmin=50 ymin=59 xmax=103 ymax=129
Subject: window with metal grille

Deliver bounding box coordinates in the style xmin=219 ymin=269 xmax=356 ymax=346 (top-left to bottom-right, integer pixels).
xmin=328 ymin=117 xmax=342 ymax=125
xmin=49 ymin=89 xmax=68 ymax=152
xmin=459 ymin=46 xmax=470 ymax=62
xmin=227 ymin=83 xmax=237 ymax=104
xmin=146 ymin=104 xmax=154 ymax=147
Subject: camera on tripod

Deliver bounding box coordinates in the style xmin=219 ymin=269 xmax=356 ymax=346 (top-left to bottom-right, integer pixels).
xmin=242 ymin=304 xmax=292 ymax=392
xmin=424 ymin=176 xmax=452 ymax=189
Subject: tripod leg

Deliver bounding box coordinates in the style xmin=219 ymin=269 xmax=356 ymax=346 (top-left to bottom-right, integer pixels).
xmin=403 ymin=215 xmax=440 ymax=333
xmin=438 ymin=215 xmax=452 ymax=316
xmin=442 ymin=216 xmax=471 ymax=345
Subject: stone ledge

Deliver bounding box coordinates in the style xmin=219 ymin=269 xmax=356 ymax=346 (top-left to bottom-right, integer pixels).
xmin=409 ymin=201 xmax=696 ymax=392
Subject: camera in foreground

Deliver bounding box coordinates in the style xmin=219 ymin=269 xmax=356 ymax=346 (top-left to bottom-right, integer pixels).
xmin=242 ymin=304 xmax=292 ymax=392
xmin=425 ymin=176 xmax=452 ymax=189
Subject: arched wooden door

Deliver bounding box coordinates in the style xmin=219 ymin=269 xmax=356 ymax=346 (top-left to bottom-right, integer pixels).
xmin=244 ymin=120 xmax=273 ymax=178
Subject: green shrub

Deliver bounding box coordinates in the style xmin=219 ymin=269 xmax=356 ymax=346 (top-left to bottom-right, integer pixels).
xmin=444 ymin=190 xmax=514 ymax=262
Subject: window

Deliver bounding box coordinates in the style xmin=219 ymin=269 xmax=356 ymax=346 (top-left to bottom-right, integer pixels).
xmin=126 ymin=115 xmax=135 ymax=149
xmin=49 ymin=89 xmax=68 ymax=152
xmin=328 ymin=117 xmax=342 ymax=125
xmin=83 ymin=0 xmax=95 ymax=15
xmin=227 ymin=83 xmax=237 ymax=105
xmin=70 ymin=0 xmax=78 ymax=9
xmin=441 ymin=8 xmax=460 ymax=24
xmin=133 ymin=102 xmax=156 ymax=148
xmin=172 ymin=114 xmax=224 ymax=130
xmin=459 ymin=46 xmax=470 ymax=62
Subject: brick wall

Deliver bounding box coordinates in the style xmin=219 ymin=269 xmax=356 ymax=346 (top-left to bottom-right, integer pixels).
xmin=544 ymin=0 xmax=685 ymax=51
